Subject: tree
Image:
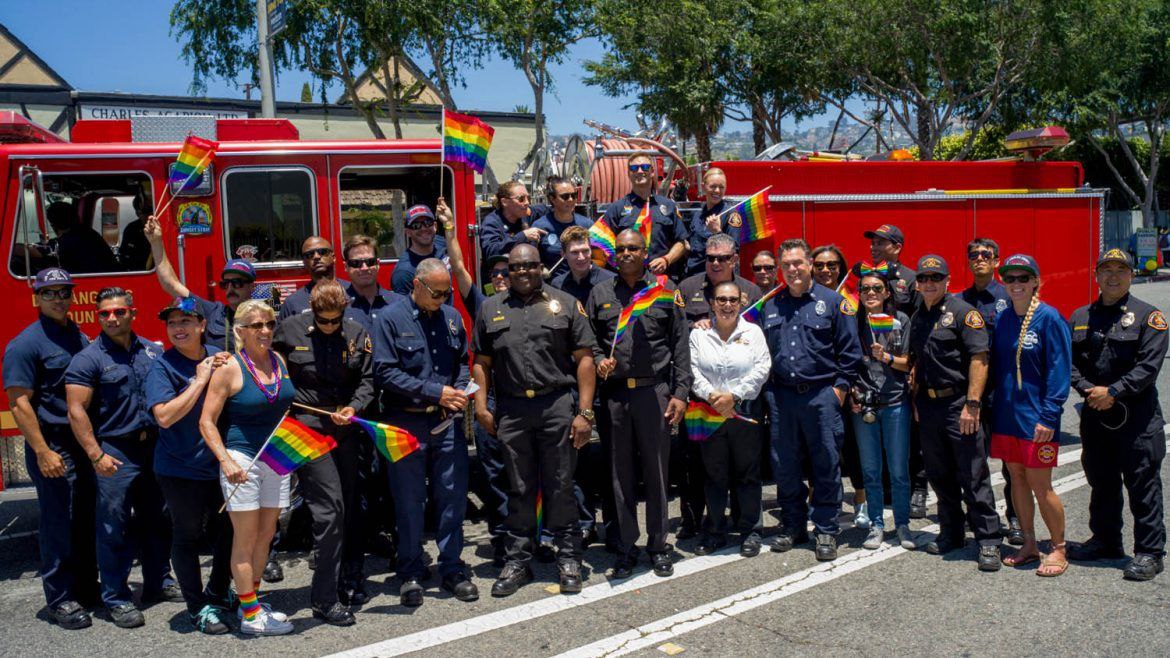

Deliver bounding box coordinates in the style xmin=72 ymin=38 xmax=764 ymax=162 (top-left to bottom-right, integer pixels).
xmin=409 ymin=0 xmax=488 ymax=110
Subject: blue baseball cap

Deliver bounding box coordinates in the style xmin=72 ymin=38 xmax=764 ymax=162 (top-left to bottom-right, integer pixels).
xmin=222 ymin=259 xmax=256 ymax=281
xmin=33 ymin=267 xmax=74 ymax=290
xmin=998 ymin=254 xmax=1039 ymax=277
xmin=406 ymin=204 xmax=436 ymax=226
xmin=158 ymin=296 xmax=204 ymax=321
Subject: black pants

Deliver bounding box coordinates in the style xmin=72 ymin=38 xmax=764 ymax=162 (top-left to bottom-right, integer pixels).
xmin=672 ymin=433 xmax=706 ymax=532
xmin=496 ymin=390 xmax=582 ymax=565
xmin=700 ymin=418 xmax=763 ymax=537
xmin=909 ymin=417 xmax=928 ymax=492
xmin=604 ymin=382 xmax=672 ymax=556
xmin=1081 ymin=402 xmax=1167 ymax=556
xmin=916 ymin=394 xmax=1000 ymax=545
xmin=156 ymin=475 xmax=233 ymax=614
xmin=297 ymin=426 xmax=362 ymax=607
xmin=469 ymin=394 xmax=509 ymax=549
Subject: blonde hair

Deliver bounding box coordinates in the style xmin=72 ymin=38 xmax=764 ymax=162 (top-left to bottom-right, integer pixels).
xmin=1015 ymin=289 xmax=1041 ymax=389
xmin=232 ymin=299 xmax=277 ymax=351
xmin=702 ymin=167 xmax=726 ymax=182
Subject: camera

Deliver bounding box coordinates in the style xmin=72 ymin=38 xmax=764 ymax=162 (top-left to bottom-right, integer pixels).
xmin=857 ymin=388 xmax=879 ymax=424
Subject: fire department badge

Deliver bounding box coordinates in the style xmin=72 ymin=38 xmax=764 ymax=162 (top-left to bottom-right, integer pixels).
xmin=921 ymin=257 xmax=942 ymax=270
xmin=996 ymin=298 xmax=1008 ymax=313
xmin=235 ymin=244 xmax=259 ymax=261
xmin=659 ymin=204 xmax=668 ymax=216
xmin=448 ymin=318 xmax=458 ymax=336
xmin=964 ymin=310 xmax=985 ymax=329
xmin=815 ymin=300 xmax=827 ymax=316
xmin=548 ymin=299 xmax=561 ymax=315
xmin=728 ymin=212 xmax=743 ymax=228
xmin=1036 ymin=444 xmax=1057 ymax=465
xmin=577 ymin=301 xmax=588 ymax=317
xmin=894 ymin=279 xmax=908 ymax=294
xmin=1121 ymin=312 xmax=1135 ymax=328
xmin=1149 ymin=311 xmax=1167 ymax=331
xmin=364 ymin=336 xmax=373 ymax=352
xmin=940 ymin=311 xmax=955 ymax=328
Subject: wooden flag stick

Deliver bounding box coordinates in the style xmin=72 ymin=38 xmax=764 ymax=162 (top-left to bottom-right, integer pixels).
xmin=218 ymin=412 xmax=287 ymax=513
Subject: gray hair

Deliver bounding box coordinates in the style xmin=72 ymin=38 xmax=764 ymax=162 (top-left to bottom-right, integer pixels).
xmin=706 ymin=233 xmax=738 ymax=254
xmin=415 ymin=258 xmax=448 ymax=280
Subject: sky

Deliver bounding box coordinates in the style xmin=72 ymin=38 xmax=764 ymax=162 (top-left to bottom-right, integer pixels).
xmin=0 ymin=1 xmax=678 ymax=136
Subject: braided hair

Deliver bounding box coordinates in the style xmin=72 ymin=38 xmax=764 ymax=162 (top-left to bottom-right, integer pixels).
xmin=1015 ymin=291 xmax=1041 ymax=389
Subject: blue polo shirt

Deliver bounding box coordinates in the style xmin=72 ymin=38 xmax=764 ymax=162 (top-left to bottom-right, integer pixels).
xmin=146 ymin=346 xmax=224 ymax=480
xmin=65 ymin=332 xmax=162 ymax=438
xmin=390 ymin=237 xmax=449 ymax=296
xmin=372 ymin=297 xmax=470 ymax=411
xmin=192 ymin=295 xmax=234 ymax=350
xmin=551 ymin=266 xmax=616 ymax=306
xmin=760 ymin=283 xmax=862 ymax=391
xmin=3 ymin=315 xmax=90 ymax=427
xmin=345 ymin=281 xmax=406 ymax=332
xmin=532 ymin=211 xmax=592 ymax=279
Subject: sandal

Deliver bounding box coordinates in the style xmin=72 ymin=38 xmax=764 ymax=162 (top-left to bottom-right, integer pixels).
xmin=1002 ymin=551 xmax=1041 ymax=567
xmin=1036 ymin=553 xmax=1069 ymax=577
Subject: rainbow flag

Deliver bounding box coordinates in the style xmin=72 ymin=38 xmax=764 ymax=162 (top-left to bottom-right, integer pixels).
xmin=169 ymin=135 xmax=218 ymax=192
xmin=857 ymin=260 xmax=889 ymax=277
xmin=741 ymin=282 xmax=787 ymax=324
xmin=258 ymin=417 xmax=337 ymax=476
xmin=612 ymin=283 xmax=674 ymax=347
xmin=633 ymin=203 xmax=652 ymax=248
xmin=351 ymin=416 xmax=419 ymax=463
xmin=868 ymin=313 xmax=895 ymax=334
xmin=727 ymin=188 xmax=772 ymax=244
xmin=443 ymin=110 xmax=495 ymax=173
xmin=535 ymin=488 xmax=544 ymax=538
xmin=837 ymin=274 xmax=859 ymax=312
xmin=588 ymin=217 xmax=617 ymax=264
xmin=685 ymin=400 xmax=726 ymax=442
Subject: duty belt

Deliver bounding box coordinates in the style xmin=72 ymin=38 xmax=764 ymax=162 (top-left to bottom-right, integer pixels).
xmin=923 ymin=386 xmax=959 ymax=399
xmin=102 ymin=429 xmax=154 ymax=442
xmin=402 ymin=405 xmax=440 ymax=414
xmin=503 ymin=386 xmax=567 ymax=399
xmin=606 ymin=376 xmax=663 ymax=390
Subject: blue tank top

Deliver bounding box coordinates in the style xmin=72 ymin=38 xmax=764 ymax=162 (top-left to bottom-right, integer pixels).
xmin=223 ymin=352 xmax=295 ymax=458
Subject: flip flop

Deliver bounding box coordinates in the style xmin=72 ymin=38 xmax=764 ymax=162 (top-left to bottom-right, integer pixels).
xmin=1002 ymin=552 xmax=1041 ymax=567
xmin=1037 ymin=554 xmax=1069 ymax=577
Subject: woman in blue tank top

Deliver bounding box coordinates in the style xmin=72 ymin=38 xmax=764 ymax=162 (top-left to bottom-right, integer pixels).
xmin=199 ymin=300 xmax=296 ymax=635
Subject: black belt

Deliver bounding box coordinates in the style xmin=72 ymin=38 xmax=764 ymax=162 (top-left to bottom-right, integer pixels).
xmin=402 ymin=405 xmax=441 ymax=414
xmin=769 ymin=378 xmax=826 ymax=395
xmin=501 ymin=386 xmax=569 ymax=400
xmin=102 ymin=429 xmax=154 ymax=443
xmin=605 ymin=376 xmax=664 ymax=390
xmin=921 ymin=386 xmax=959 ymax=399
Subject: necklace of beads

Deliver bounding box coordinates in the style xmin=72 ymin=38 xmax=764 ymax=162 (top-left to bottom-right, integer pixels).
xmin=240 ymin=349 xmax=282 ymax=404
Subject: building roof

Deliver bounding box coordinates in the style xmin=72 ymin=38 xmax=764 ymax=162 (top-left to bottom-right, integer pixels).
xmin=0 ymin=23 xmax=71 ymax=90
xmin=341 ymin=55 xmax=444 ymax=106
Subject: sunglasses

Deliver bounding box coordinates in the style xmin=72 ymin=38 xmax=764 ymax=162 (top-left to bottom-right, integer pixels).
xmin=555 ymin=192 xmax=578 ymax=201
xmin=752 ymin=264 xmax=776 ymax=272
xmin=419 ymin=279 xmax=453 ymax=300
xmin=314 ymin=314 xmax=343 ymax=326
xmin=220 ymin=279 xmax=250 ymax=289
xmin=507 ymin=194 xmax=530 ymax=203
xmin=916 ymin=273 xmax=947 ymax=283
xmin=490 ymin=268 xmax=509 ymax=279
xmin=406 ymin=218 xmax=436 ymax=230
xmin=347 ymin=257 xmax=378 ymax=269
xmin=858 ymin=284 xmax=886 ymax=294
xmin=614 ymin=245 xmax=643 ymax=254
xmin=968 ymin=250 xmax=996 ymax=261
xmin=706 ymin=254 xmax=734 ymax=264
xmin=302 ymin=247 xmax=333 ymax=259
xmin=507 ymin=261 xmax=542 ymax=273
xmin=38 ymin=288 xmax=72 ymax=301
xmin=628 ymin=163 xmax=653 ymax=173
xmin=1002 ymin=273 xmax=1034 ymax=284
xmin=242 ymin=320 xmax=277 ymax=331
xmin=713 ymin=296 xmax=741 ymax=305
xmin=97 ymin=307 xmax=132 ymax=320
xmin=812 ymin=262 xmax=841 ymax=270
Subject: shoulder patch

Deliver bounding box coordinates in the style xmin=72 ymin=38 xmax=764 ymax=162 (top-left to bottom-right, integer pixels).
xmin=674 ymin=290 xmax=685 ymax=308
xmin=839 ymin=298 xmax=856 ymax=316
xmin=1149 ymin=310 xmax=1167 ymax=331
xmin=363 ymin=336 xmax=373 ymax=353
xmin=577 ymin=301 xmax=587 ymax=317
xmin=728 ymin=211 xmax=743 ymax=228
xmin=964 ymin=310 xmax=985 ymax=329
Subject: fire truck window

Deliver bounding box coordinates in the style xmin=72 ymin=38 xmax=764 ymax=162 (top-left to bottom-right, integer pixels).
xmin=223 ymin=168 xmax=315 ymax=264
xmin=8 ymin=173 xmax=153 ymax=278
xmin=337 ymin=166 xmax=453 ymax=261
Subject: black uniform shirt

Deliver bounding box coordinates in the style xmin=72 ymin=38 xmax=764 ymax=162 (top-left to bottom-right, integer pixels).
xmin=472 ymin=285 xmax=595 ymax=396
xmin=585 ymin=272 xmax=692 ymax=401
xmin=1069 ymin=293 xmax=1169 ymax=399
xmin=677 ymin=273 xmax=762 ymax=327
xmin=888 ymin=261 xmax=919 ymax=316
xmin=273 ymin=313 xmax=374 ymax=431
xmin=907 ymin=293 xmax=989 ymax=391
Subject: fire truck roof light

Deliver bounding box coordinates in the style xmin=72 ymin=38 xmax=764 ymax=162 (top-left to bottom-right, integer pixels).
xmin=0 ymin=111 xmax=66 ymax=144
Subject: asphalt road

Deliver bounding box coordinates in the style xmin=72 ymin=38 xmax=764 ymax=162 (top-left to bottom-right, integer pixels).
xmin=3 ymin=282 xmax=1170 ymax=657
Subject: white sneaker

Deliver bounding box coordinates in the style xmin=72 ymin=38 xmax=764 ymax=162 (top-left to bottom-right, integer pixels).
xmin=896 ymin=525 xmax=916 ymax=550
xmin=238 ymin=602 xmax=288 ymax=623
xmin=854 ymin=502 xmax=871 ymax=530
xmin=863 ymin=526 xmax=884 ymax=550
xmin=239 ymin=610 xmax=293 ymax=636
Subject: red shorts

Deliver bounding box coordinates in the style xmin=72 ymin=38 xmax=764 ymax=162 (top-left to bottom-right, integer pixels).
xmin=990 ymin=433 xmax=1059 ymax=469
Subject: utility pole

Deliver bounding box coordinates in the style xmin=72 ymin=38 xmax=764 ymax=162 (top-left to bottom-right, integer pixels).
xmin=256 ymin=0 xmax=277 ymax=118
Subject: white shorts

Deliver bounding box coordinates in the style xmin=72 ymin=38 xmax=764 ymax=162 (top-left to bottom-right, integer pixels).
xmin=219 ymin=449 xmax=290 ymax=512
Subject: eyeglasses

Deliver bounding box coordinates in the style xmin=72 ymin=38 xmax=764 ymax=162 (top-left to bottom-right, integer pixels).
xmin=490 ymin=268 xmax=509 ymax=279
xmin=555 ymin=192 xmax=578 ymax=201
xmin=220 ymin=279 xmax=250 ymax=289
xmin=614 ymin=245 xmax=643 ymax=254
xmin=628 ymin=163 xmax=653 ymax=173
xmin=302 ymin=247 xmax=333 ymax=259
xmin=347 ymin=257 xmax=378 ymax=269
xmin=419 ymin=278 xmax=453 ymax=300
xmin=507 ymin=261 xmax=542 ymax=273
xmin=242 ymin=320 xmax=277 ymax=331
xmin=968 ymin=250 xmax=996 ymax=261
xmin=706 ymin=254 xmax=734 ymax=264
xmin=713 ymin=296 xmax=741 ymax=305
xmin=916 ymin=273 xmax=947 ymax=283
xmin=1002 ymin=273 xmax=1034 ymax=284
xmin=406 ymin=219 xmax=436 ymax=230
xmin=38 ymin=288 xmax=72 ymax=301
xmin=812 ymin=262 xmax=840 ymax=271
xmin=314 ymin=314 xmax=344 ymax=326
xmin=507 ymin=194 xmax=530 ymax=203
xmin=858 ymin=284 xmax=886 ymax=294
xmin=752 ymin=264 xmax=776 ymax=272
xmin=97 ymin=307 xmax=132 ymax=320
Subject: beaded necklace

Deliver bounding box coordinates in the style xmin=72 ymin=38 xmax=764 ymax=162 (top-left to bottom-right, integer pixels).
xmin=240 ymin=349 xmax=282 ymax=404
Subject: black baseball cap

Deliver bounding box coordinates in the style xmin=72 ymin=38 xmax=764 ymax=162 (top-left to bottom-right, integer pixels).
xmin=33 ymin=267 xmax=74 ymax=290
xmin=998 ymin=254 xmax=1040 ymax=277
xmin=1096 ymin=248 xmax=1133 ymax=269
xmin=916 ymin=254 xmax=949 ymax=276
xmin=158 ymin=296 xmax=204 ymax=321
xmin=864 ymin=224 xmax=904 ymax=245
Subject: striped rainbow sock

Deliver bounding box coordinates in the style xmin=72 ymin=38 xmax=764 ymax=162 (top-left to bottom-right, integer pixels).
xmin=239 ymin=590 xmax=261 ymax=622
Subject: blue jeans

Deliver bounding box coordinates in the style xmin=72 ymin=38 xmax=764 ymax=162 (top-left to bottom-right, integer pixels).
xmin=851 ymin=402 xmax=911 ymax=528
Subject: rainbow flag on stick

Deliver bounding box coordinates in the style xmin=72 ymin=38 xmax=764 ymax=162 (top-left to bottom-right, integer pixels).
xmin=722 ymin=187 xmax=772 ymax=244
xmin=351 ymin=416 xmax=420 ymax=463
xmin=169 ymin=135 xmax=218 ymax=193
xmin=837 ymin=273 xmax=859 ymax=312
xmin=685 ymin=400 xmax=757 ymax=442
xmin=633 ymin=203 xmax=652 ymax=248
xmin=588 ymin=217 xmax=617 ymax=265
xmin=442 ymin=109 xmax=495 ymax=173
xmin=610 ymin=282 xmax=675 ymax=356
xmin=258 ymin=417 xmax=338 ymax=476
xmin=868 ymin=313 xmax=895 ymax=335
xmin=741 ymin=282 xmax=787 ymax=324
xmin=535 ymin=488 xmax=544 ymax=538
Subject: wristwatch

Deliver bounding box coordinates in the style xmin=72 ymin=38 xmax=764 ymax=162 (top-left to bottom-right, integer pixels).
xmin=964 ymin=398 xmax=981 ymax=409
xmin=577 ymin=408 xmax=595 ymax=423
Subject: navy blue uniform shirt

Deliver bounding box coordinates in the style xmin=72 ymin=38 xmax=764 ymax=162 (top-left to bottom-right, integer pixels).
xmin=479 ymin=208 xmax=537 ymax=260
xmin=191 ymin=295 xmax=233 ymax=351
xmin=3 ymin=315 xmax=90 ymax=427
xmin=532 ymin=211 xmax=592 ymax=279
xmin=761 ymin=282 xmax=862 ymax=391
xmin=373 ymin=296 xmax=470 ymax=410
xmin=146 ymin=345 xmax=224 ymax=480
xmin=960 ymin=279 xmax=1010 ymax=334
xmin=389 ymin=236 xmax=449 ymax=296
xmin=601 ymin=192 xmax=690 ymax=266
xmin=685 ymin=200 xmax=742 ymax=275
xmin=278 ymin=280 xmax=319 ymax=322
xmin=65 ymin=332 xmax=162 ymax=438
xmin=551 ymin=266 xmax=616 ymax=306
xmin=344 ymin=281 xmax=406 ymax=332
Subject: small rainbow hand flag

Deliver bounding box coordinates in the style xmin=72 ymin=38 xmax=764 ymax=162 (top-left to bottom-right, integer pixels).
xmin=535 ymin=488 xmax=544 ymax=538
xmin=837 ymin=274 xmax=859 ymax=312
xmin=258 ymin=417 xmax=337 ymax=476
xmin=169 ymin=135 xmax=218 ymax=192
xmin=633 ymin=203 xmax=653 ymax=248
xmin=868 ymin=312 xmax=895 ymax=335
xmin=351 ymin=416 xmax=419 ymax=463
xmin=612 ymin=282 xmax=675 ymax=348
xmin=741 ymin=282 xmax=787 ymax=324
xmin=588 ymin=217 xmax=617 ymax=264
xmin=443 ymin=110 xmax=495 ymax=174
xmin=857 ymin=260 xmax=889 ymax=277
xmin=684 ymin=400 xmax=756 ymax=442
xmin=728 ymin=187 xmax=772 ymax=244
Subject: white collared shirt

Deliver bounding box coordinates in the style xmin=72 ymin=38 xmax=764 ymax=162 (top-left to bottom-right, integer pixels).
xmin=689 ymin=318 xmax=771 ymax=401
